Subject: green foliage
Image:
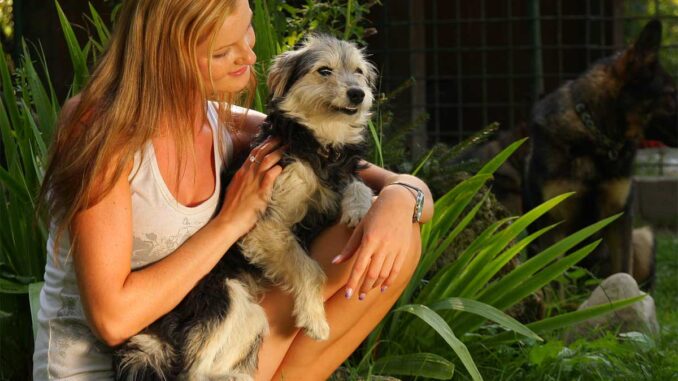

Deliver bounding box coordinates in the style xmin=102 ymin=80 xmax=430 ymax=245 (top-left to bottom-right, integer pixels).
xmin=0 ymin=3 xmax=110 ymax=378
xmin=349 ymin=139 xmax=645 ymax=380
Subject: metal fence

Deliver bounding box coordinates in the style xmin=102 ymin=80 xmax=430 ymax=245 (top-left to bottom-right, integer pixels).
xmin=366 ymin=0 xmax=678 ymax=149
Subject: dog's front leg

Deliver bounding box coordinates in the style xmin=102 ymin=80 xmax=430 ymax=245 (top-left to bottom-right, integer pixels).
xmin=340 ymin=179 xmax=374 ymax=228
xmin=598 ymin=179 xmax=634 ymax=274
xmin=239 ymin=161 xmax=330 ymax=340
xmin=240 ymin=220 xmax=329 ymax=340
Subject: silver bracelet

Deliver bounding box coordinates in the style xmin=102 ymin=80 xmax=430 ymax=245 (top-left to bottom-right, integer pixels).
xmin=389 ymin=181 xmax=425 ymax=223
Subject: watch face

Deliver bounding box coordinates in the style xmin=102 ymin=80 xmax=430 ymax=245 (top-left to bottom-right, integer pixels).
xmin=414 ymin=190 xmax=425 ymax=222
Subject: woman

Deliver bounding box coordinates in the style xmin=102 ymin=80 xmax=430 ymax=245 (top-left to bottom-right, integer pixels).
xmin=34 ymin=0 xmax=433 ymax=379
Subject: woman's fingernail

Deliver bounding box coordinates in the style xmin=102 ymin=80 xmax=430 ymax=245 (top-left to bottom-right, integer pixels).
xmin=331 ymin=254 xmax=343 ymax=264
xmin=381 ymin=286 xmax=388 ymax=293
xmin=359 ymin=293 xmax=366 ymax=301
xmin=345 ymin=288 xmax=353 ymax=299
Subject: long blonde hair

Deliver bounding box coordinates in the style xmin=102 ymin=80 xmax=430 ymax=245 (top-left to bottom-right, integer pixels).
xmin=40 ymin=0 xmax=256 ymax=246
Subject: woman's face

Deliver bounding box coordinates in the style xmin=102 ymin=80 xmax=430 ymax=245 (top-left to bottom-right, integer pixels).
xmin=197 ymin=0 xmax=256 ymax=96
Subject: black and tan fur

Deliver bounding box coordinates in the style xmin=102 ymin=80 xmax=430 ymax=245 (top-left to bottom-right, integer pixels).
xmin=113 ymin=34 xmax=377 ymax=380
xmin=524 ymin=20 xmax=676 ymax=282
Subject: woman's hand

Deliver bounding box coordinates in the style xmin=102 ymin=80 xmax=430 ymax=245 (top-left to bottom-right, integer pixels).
xmin=216 ymin=137 xmax=285 ymax=237
xmin=332 ymin=185 xmax=418 ymax=300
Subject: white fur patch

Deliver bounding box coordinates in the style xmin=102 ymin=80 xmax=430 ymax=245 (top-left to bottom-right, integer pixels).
xmin=117 ymin=334 xmax=175 ymax=381
xmin=340 ymin=180 xmax=374 ymax=227
xmin=183 ymin=279 xmax=268 ymax=380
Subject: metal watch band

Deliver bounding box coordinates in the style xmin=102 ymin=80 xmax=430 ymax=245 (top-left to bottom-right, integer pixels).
xmin=390 ymin=182 xmax=425 ymax=223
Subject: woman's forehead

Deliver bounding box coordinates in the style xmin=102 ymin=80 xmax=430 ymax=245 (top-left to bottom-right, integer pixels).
xmin=211 ymin=0 xmax=252 ymax=48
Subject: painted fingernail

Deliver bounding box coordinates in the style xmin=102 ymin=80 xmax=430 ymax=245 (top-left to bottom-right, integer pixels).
xmin=345 ymin=288 xmax=353 ymax=299
xmin=331 ymin=255 xmax=342 ymax=264
xmin=381 ymin=286 xmax=388 ymax=293
xmin=359 ymin=293 xmax=366 ymax=301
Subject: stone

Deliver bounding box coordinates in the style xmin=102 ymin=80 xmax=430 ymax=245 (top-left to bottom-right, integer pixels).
xmin=566 ymin=273 xmax=659 ymax=341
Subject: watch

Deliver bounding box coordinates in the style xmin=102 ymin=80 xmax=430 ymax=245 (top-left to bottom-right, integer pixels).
xmin=390 ymin=182 xmax=425 ymax=223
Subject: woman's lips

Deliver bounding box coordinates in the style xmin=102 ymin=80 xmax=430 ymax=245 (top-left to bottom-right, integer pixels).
xmin=229 ymin=66 xmax=248 ymax=76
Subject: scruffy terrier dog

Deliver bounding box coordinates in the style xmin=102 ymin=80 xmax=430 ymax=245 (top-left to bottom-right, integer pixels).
xmin=113 ymin=34 xmax=377 ymax=380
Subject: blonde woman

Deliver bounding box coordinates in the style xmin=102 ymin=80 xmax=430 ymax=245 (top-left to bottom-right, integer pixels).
xmin=34 ymin=0 xmax=433 ymax=379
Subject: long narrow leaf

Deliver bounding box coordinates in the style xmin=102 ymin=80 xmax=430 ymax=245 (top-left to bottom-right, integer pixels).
xmin=367 ymin=120 xmax=384 ymax=167
xmin=477 ymin=138 xmax=527 ymax=175
xmin=455 ymin=223 xmax=559 ymax=300
xmin=494 ymin=240 xmax=601 ymax=311
xmin=408 ymin=191 xmax=490 ymax=303
xmin=478 ymin=214 xmax=621 ymax=306
xmin=411 ymin=148 xmax=435 ymax=176
xmin=455 ymin=240 xmax=602 ymax=335
xmin=430 ymin=297 xmax=542 ymax=341
xmin=395 ymin=304 xmax=483 ymax=381
xmin=482 ymin=294 xmax=646 ymax=345
xmin=55 ymin=1 xmax=89 ymax=90
xmin=87 ymin=3 xmax=111 ymax=48
xmin=22 ymin=42 xmax=57 ymax=145
xmin=0 ymin=168 xmax=31 ymax=204
xmin=370 ymin=353 xmax=455 ymax=380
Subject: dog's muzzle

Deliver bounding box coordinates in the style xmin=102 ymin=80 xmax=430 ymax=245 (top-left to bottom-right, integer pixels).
xmin=347 ymin=88 xmax=365 ymax=105
xmin=332 ymin=88 xmax=365 ymax=115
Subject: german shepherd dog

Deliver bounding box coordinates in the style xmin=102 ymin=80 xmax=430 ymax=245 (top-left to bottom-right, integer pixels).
xmin=524 ymin=19 xmax=676 ymax=283
xmin=113 ymin=34 xmax=376 ymax=380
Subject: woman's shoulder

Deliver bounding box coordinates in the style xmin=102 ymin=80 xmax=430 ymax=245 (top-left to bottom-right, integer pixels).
xmin=212 ymin=102 xmax=266 ymax=159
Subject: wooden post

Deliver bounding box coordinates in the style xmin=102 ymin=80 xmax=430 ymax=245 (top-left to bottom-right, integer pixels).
xmin=409 ymin=0 xmax=427 ymax=157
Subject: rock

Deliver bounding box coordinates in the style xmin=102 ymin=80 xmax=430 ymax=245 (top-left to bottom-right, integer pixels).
xmin=566 ymin=273 xmax=659 ymax=341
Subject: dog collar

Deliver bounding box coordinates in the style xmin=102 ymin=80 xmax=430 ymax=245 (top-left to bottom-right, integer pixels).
xmin=574 ymin=102 xmax=625 ymax=160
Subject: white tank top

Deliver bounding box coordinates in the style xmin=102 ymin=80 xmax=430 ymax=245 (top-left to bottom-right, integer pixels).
xmin=33 ymin=102 xmax=234 ymax=380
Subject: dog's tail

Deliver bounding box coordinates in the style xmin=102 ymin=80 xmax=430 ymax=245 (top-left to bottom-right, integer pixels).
xmin=113 ymin=333 xmax=178 ymax=381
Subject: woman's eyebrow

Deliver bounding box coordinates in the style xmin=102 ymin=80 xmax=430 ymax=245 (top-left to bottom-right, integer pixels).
xmin=214 ymin=12 xmax=254 ymax=52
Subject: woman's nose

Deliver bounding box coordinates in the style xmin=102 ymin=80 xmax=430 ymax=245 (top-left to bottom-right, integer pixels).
xmin=235 ymin=36 xmax=256 ymax=66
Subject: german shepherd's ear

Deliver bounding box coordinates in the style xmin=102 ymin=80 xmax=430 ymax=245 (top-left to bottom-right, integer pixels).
xmin=615 ymin=19 xmax=663 ymax=80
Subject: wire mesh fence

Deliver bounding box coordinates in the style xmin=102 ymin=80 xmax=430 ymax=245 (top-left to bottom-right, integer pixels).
xmin=367 ymin=0 xmax=678 ymax=148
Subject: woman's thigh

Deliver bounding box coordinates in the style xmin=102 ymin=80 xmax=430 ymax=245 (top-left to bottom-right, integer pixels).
xmin=256 ymin=222 xmax=421 ymax=380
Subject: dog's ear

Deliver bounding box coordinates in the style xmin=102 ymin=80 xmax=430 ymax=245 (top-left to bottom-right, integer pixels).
xmin=267 ymin=49 xmax=304 ymax=99
xmin=616 ymin=19 xmax=663 ymax=80
xmin=358 ymin=48 xmax=378 ymax=89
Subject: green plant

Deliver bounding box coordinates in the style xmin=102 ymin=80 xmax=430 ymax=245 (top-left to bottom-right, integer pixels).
xmin=343 ymin=139 xmax=647 ymax=381
xmin=0 ymin=2 xmax=111 ymax=378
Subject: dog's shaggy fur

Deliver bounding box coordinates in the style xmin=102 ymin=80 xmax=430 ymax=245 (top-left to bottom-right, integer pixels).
xmin=113 ymin=34 xmax=377 ymax=380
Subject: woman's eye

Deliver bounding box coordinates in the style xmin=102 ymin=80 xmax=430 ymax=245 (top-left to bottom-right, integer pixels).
xmin=317 ymin=67 xmax=333 ymax=76
xmin=213 ymin=50 xmax=229 ymax=59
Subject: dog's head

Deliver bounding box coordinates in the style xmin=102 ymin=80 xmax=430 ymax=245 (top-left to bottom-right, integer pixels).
xmin=614 ymin=20 xmax=676 ymax=138
xmin=267 ymin=34 xmax=377 ymax=146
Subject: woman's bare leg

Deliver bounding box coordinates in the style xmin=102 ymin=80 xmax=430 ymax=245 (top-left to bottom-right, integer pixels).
xmin=255 ymin=222 xmax=422 ymax=380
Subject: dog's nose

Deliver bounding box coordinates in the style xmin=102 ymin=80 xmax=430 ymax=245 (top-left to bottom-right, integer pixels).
xmin=347 ymin=88 xmax=365 ymax=105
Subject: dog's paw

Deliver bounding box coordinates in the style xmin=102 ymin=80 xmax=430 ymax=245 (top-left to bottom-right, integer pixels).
xmin=340 ymin=209 xmax=364 ymax=228
xmin=340 ymin=182 xmax=373 ymax=228
xmin=300 ymin=317 xmax=330 ymax=341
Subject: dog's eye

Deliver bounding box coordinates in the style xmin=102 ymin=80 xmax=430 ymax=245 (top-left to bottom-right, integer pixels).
xmin=355 ymin=68 xmax=363 ymax=75
xmin=317 ymin=67 xmax=333 ymax=76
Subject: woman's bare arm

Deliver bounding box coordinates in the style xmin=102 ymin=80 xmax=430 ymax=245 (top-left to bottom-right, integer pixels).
xmin=73 ymin=135 xmax=284 ymax=347
xmin=357 ymin=161 xmax=434 ymax=223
